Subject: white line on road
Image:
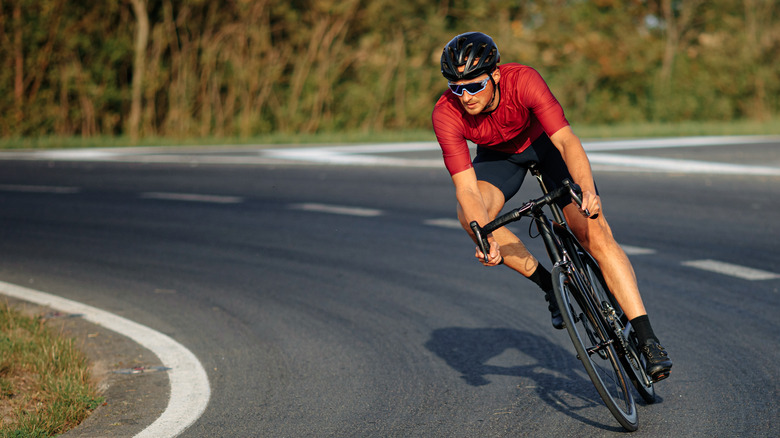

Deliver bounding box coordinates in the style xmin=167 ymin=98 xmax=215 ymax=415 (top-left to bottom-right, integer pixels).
xmin=2 ymin=136 xmax=778 ymax=175
xmin=0 ymin=184 xmax=80 ymax=194
xmin=681 ymin=259 xmax=780 ymax=281
xmin=260 ymin=137 xmax=780 ymax=175
xmin=140 ymin=192 xmax=244 ymax=204
xmin=289 ymin=203 xmax=383 ymax=217
xmin=588 ymin=153 xmax=780 ymax=176
xmin=0 ymin=281 xmax=211 ymax=438
xmin=424 ymin=218 xmax=463 ymax=229
xmin=621 ymin=245 xmax=657 ymax=255
xmin=582 ymin=135 xmax=780 ymax=152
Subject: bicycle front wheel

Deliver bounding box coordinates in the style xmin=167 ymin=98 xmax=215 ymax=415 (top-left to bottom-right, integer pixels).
xmin=552 ymin=264 xmax=638 ymax=431
xmin=582 ymin=257 xmax=656 ymax=404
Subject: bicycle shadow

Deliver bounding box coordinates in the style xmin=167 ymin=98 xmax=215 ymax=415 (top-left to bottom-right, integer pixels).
xmin=424 ymin=327 xmax=626 ymax=431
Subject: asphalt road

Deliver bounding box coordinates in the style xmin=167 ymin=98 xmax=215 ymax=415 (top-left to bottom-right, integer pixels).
xmin=1 ymin=139 xmax=778 ymax=437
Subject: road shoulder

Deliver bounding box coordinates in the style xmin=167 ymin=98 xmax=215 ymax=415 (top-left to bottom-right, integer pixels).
xmin=3 ymin=296 xmax=167 ymax=438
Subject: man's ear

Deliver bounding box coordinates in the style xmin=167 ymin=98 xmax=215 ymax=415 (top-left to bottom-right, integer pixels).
xmin=492 ymin=68 xmax=500 ymax=84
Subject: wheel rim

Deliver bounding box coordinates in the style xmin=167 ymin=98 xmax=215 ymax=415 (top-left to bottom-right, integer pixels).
xmin=585 ymin=262 xmax=656 ymax=403
xmin=556 ymin=269 xmax=638 ymax=429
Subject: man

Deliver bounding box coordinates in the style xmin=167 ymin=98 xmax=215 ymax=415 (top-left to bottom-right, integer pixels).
xmin=431 ymin=32 xmax=672 ymax=381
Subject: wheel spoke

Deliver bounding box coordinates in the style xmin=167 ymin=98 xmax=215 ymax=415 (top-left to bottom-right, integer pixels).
xmin=553 ymin=263 xmax=638 ymax=431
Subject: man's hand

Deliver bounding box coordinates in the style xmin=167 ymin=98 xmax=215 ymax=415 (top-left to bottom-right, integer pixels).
xmin=580 ymin=190 xmax=602 ymax=218
xmin=475 ymin=235 xmax=502 ymax=266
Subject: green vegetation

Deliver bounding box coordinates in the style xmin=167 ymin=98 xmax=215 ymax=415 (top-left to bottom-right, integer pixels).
xmin=1 ymin=1 xmax=777 ymax=141
xmin=0 ymin=304 xmax=103 ymax=437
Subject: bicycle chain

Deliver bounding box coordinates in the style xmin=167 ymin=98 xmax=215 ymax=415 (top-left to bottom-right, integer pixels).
xmin=602 ymin=304 xmax=630 ymax=357
xmin=603 ymin=305 xmax=643 ymax=372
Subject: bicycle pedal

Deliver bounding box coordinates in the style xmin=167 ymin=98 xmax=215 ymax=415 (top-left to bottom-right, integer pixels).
xmin=652 ymin=371 xmax=670 ymax=383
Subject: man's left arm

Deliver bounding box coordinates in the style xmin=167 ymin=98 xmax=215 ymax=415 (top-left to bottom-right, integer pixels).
xmin=549 ymin=126 xmax=600 ymax=217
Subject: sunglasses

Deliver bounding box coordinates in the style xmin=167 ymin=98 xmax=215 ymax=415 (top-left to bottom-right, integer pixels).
xmin=448 ymin=77 xmax=490 ymax=96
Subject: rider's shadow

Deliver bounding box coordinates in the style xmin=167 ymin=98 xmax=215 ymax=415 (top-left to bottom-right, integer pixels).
xmin=424 ymin=327 xmax=626 ymax=430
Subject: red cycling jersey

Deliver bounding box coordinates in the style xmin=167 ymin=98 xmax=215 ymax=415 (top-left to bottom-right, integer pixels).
xmin=432 ymin=63 xmax=570 ymax=176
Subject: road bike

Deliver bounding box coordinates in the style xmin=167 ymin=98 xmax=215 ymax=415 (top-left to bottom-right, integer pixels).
xmin=469 ymin=165 xmax=656 ymax=431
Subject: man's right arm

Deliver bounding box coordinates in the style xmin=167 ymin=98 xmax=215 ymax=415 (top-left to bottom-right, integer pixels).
xmin=433 ymin=99 xmax=501 ymax=265
xmin=452 ymin=168 xmax=502 ymax=265
xmin=452 ymin=168 xmax=490 ymax=226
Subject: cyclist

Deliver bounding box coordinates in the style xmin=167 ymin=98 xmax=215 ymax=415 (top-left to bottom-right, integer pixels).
xmin=432 ymin=32 xmax=672 ymax=382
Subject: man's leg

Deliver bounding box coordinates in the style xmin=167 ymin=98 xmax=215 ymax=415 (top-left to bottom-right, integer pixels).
xmin=563 ymin=204 xmax=672 ymax=381
xmin=562 ymin=204 xmax=645 ymax=318
xmin=457 ymin=180 xmax=537 ymax=274
xmin=457 ymin=181 xmax=563 ymax=329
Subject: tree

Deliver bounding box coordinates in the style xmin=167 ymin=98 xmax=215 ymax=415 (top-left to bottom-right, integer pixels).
xmin=127 ymin=0 xmax=149 ymax=141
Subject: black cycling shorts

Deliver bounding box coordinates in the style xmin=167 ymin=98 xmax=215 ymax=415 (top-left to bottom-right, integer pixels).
xmin=473 ymin=134 xmax=591 ymax=210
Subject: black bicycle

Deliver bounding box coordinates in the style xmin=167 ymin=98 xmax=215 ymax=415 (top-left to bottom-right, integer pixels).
xmin=469 ymin=167 xmax=656 ymax=431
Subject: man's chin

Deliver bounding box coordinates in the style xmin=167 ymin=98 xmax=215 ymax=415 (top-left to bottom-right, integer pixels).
xmin=461 ymin=104 xmax=483 ymax=115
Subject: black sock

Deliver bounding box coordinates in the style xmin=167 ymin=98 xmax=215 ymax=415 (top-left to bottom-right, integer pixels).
xmin=631 ymin=315 xmax=658 ymax=345
xmin=528 ymin=264 xmax=553 ymax=292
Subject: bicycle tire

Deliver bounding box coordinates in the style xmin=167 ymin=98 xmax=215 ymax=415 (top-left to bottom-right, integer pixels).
xmin=581 ymin=256 xmax=656 ymax=404
xmin=552 ymin=264 xmax=639 ymax=431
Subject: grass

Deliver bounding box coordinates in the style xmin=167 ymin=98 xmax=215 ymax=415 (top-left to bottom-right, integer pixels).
xmin=0 ymin=303 xmax=103 ymax=438
xmin=0 ymin=118 xmax=778 ymax=150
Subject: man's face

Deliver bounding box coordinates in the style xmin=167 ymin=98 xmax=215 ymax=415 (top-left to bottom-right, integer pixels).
xmin=449 ymin=69 xmax=499 ymax=115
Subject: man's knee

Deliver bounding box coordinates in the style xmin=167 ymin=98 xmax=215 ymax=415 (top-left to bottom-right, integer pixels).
xmin=566 ymin=211 xmax=614 ymax=254
xmin=581 ymin=222 xmax=619 ymax=256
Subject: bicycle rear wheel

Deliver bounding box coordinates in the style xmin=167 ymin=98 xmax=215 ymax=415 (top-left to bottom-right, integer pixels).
xmin=552 ymin=264 xmax=638 ymax=431
xmin=582 ymin=257 xmax=656 ymax=404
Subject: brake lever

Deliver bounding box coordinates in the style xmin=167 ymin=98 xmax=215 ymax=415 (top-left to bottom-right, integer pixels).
xmin=469 ymin=221 xmax=490 ymax=263
xmin=563 ymin=179 xmax=598 ymax=219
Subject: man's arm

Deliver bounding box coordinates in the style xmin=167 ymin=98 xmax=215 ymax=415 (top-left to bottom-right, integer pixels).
xmin=452 ymin=168 xmax=502 ymax=265
xmin=549 ymin=126 xmax=601 ymax=216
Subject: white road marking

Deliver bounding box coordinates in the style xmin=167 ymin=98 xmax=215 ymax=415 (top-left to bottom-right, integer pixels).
xmin=582 ymin=135 xmax=780 ymax=152
xmin=0 ymin=281 xmax=210 ymax=438
xmin=264 ymin=146 xmax=442 ymax=167
xmin=140 ymin=192 xmax=243 ymax=204
xmin=621 ymin=245 xmax=657 ymax=255
xmin=2 ymin=136 xmax=778 ymax=175
xmin=681 ymin=259 xmax=780 ymax=281
xmin=424 ymin=218 xmax=463 ymax=229
xmin=0 ymin=184 xmax=80 ymax=194
xmin=35 ymin=149 xmax=122 ymax=160
xmin=424 ymin=217 xmax=518 ymax=235
xmin=289 ymin=203 xmax=383 ymax=217
xmin=268 ymin=141 xmax=439 ymax=154
xmin=260 ymin=137 xmax=780 ymax=174
xmin=588 ymin=153 xmax=780 ymax=176
xmin=266 ymin=136 xmax=778 ymax=155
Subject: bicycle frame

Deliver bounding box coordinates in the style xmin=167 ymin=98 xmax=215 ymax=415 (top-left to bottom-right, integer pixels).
xmin=526 ymin=169 xmax=621 ymax=354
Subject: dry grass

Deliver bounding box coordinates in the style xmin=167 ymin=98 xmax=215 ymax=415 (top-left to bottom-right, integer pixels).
xmin=0 ymin=303 xmax=103 ymax=437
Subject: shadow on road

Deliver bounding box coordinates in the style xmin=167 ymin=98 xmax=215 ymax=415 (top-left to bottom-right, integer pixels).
xmin=425 ymin=327 xmax=627 ymax=432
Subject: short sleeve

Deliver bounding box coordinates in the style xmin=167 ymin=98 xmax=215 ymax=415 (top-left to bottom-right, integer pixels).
xmin=432 ymin=95 xmax=473 ymax=176
xmin=516 ymin=69 xmax=569 ymax=137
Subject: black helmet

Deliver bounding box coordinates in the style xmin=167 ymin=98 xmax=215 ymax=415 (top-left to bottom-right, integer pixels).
xmin=440 ymin=32 xmax=500 ymax=81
